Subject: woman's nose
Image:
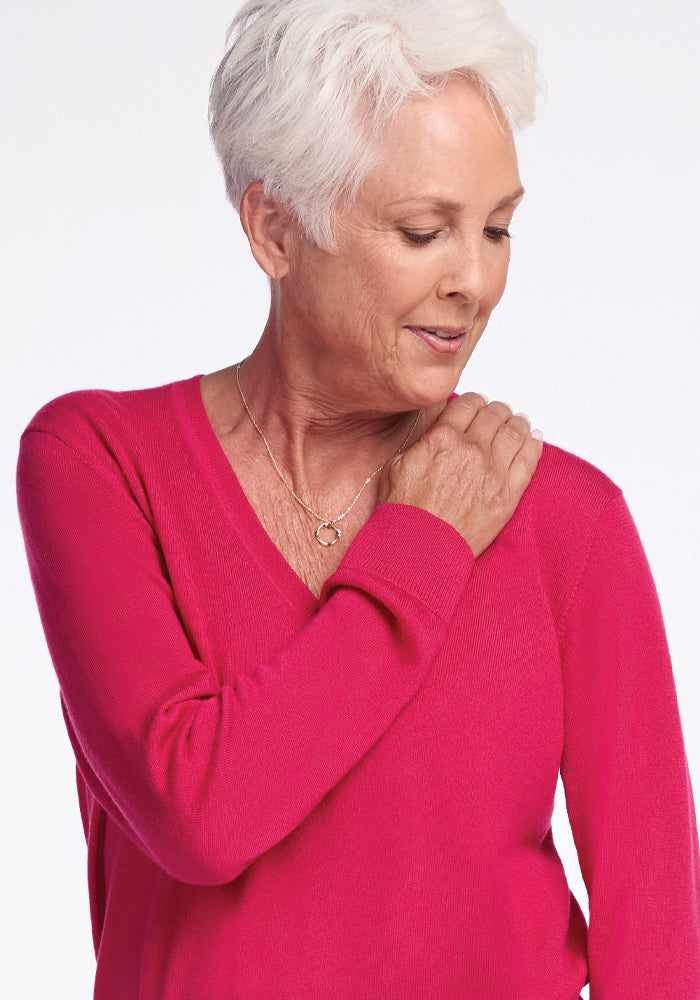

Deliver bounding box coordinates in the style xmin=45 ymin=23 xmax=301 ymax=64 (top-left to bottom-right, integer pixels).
xmin=436 ymin=240 xmax=490 ymax=302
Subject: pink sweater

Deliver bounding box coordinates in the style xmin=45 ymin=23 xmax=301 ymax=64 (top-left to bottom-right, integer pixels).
xmin=17 ymin=375 xmax=700 ymax=999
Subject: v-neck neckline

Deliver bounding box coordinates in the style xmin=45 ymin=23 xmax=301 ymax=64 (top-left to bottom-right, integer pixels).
xmin=171 ymin=374 xmax=321 ymax=619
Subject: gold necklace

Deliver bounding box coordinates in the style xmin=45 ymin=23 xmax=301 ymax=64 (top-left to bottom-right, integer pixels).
xmin=235 ymin=361 xmax=421 ymax=547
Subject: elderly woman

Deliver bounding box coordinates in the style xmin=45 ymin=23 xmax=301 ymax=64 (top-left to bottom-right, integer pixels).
xmin=17 ymin=0 xmax=699 ymax=997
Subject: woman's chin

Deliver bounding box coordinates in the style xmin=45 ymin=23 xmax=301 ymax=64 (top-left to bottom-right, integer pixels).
xmin=388 ymin=372 xmax=465 ymax=414
xmin=406 ymin=357 xmax=472 ymax=407
xmin=393 ymin=333 xmax=477 ymax=406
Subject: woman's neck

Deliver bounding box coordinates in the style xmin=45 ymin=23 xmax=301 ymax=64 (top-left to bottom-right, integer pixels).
xmin=227 ymin=335 xmax=433 ymax=501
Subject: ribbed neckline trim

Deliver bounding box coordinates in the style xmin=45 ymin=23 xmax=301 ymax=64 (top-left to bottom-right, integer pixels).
xmin=170 ymin=374 xmax=320 ymax=619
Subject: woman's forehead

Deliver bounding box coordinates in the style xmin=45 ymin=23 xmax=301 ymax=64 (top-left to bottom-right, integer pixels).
xmin=357 ymin=82 xmax=521 ymax=214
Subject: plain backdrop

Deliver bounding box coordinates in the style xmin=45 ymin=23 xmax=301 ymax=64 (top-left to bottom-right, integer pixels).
xmin=2 ymin=1 xmax=698 ymax=996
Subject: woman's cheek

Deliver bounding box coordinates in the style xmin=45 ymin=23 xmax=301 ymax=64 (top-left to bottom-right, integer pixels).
xmin=485 ymin=253 xmax=511 ymax=312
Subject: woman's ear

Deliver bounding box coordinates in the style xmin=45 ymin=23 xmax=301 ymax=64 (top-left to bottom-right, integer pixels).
xmin=239 ymin=181 xmax=297 ymax=279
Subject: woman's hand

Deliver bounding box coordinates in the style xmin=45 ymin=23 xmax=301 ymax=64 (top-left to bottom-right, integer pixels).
xmin=378 ymin=393 xmax=543 ymax=557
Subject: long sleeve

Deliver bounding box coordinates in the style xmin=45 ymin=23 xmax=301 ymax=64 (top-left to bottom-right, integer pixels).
xmin=17 ymin=422 xmax=474 ymax=887
xmin=559 ymin=492 xmax=700 ymax=997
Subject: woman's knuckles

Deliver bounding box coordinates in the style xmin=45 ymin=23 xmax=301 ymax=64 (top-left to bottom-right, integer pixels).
xmin=380 ymin=405 xmax=541 ymax=547
xmin=425 ymin=422 xmax=463 ymax=452
xmin=492 ymin=421 xmax=529 ymax=456
xmin=483 ymin=400 xmax=513 ymax=421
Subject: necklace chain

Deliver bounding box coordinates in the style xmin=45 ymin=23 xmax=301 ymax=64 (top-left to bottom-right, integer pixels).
xmin=235 ymin=361 xmax=421 ymax=546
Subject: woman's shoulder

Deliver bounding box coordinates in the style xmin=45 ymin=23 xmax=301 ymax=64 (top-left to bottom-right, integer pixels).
xmin=534 ymin=440 xmax=623 ymax=519
xmin=515 ymin=441 xmax=629 ymax=609
xmin=21 ymin=375 xmax=201 ymax=459
xmin=18 ymin=375 xmax=203 ymax=501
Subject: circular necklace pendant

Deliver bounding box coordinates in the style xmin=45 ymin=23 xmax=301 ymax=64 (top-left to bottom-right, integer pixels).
xmin=315 ymin=521 xmax=341 ymax=547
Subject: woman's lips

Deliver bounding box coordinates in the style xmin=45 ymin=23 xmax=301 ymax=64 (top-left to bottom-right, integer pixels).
xmin=406 ymin=325 xmax=470 ymax=355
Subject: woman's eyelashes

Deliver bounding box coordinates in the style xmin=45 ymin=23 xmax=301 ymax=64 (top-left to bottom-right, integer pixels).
xmin=484 ymin=226 xmax=511 ymax=243
xmin=400 ymin=229 xmax=440 ymax=246
xmin=400 ymin=226 xmax=511 ymax=247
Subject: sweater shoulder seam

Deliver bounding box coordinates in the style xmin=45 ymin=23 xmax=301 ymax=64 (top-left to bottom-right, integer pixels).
xmin=555 ymin=489 xmax=624 ymax=639
xmin=20 ymin=426 xmax=151 ymax=524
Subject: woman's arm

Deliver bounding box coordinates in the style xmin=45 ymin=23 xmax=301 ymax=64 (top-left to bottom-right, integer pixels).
xmin=559 ymin=492 xmax=700 ymax=996
xmin=18 ymin=424 xmax=473 ymax=887
xmin=17 ymin=387 xmax=541 ymax=888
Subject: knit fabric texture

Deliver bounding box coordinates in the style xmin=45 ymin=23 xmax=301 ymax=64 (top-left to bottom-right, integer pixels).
xmin=17 ymin=375 xmax=700 ymax=999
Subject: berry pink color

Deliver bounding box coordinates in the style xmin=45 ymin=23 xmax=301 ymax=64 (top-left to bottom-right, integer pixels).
xmin=17 ymin=375 xmax=700 ymax=998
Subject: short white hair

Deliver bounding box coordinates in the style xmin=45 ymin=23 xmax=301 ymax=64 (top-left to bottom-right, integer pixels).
xmin=209 ymin=0 xmax=540 ymax=250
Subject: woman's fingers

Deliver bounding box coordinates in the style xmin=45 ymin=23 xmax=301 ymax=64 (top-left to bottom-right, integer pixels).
xmin=435 ymin=392 xmax=490 ymax=433
xmin=465 ymin=400 xmax=517 ymax=447
xmin=379 ymin=392 xmax=543 ymax=557
xmin=508 ymin=431 xmax=544 ymax=496
xmin=439 ymin=394 xmax=537 ymax=465
xmin=490 ymin=411 xmax=534 ymax=466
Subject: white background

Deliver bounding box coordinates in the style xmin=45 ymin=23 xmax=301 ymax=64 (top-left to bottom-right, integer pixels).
xmin=2 ymin=1 xmax=698 ymax=995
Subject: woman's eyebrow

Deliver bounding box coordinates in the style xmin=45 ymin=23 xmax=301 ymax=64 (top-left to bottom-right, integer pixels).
xmin=387 ymin=187 xmax=525 ymax=212
xmin=494 ymin=187 xmax=525 ymax=209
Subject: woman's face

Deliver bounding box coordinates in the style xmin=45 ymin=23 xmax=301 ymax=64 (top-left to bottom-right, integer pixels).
xmin=280 ymin=75 xmax=524 ymax=413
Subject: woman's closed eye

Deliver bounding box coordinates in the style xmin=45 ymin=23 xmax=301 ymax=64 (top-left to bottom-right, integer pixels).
xmin=401 ymin=227 xmax=511 ymax=247
xmin=484 ymin=226 xmax=511 ymax=244
xmin=400 ymin=230 xmax=441 ymax=247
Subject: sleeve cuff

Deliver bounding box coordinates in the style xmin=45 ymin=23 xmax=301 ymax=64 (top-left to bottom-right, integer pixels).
xmin=330 ymin=503 xmax=474 ymax=623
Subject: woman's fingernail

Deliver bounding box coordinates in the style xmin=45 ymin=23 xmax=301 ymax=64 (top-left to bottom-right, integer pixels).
xmin=515 ymin=411 xmax=531 ymax=422
xmin=475 ymin=392 xmax=490 ymax=404
xmin=531 ymin=428 xmax=544 ymax=441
